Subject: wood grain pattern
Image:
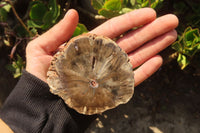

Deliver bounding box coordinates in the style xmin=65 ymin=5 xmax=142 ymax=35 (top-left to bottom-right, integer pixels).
xmin=47 ymin=34 xmax=134 ymax=115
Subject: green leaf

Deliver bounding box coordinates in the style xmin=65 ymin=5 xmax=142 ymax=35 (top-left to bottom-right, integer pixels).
xmin=172 ymin=27 xmax=200 ymax=69
xmin=91 ymin=0 xmax=104 ymax=10
xmin=28 ymin=0 xmax=60 ymax=30
xmin=151 ymin=0 xmax=163 ymax=9
xmin=15 ymin=26 xmax=29 ymax=37
xmin=0 ymin=8 xmax=7 ymax=22
xmin=0 ymin=2 xmax=11 ymax=21
xmin=13 ymin=68 xmax=22 ymax=78
xmin=119 ymin=7 xmax=133 ymax=14
xmin=98 ymin=8 xmax=120 ymax=18
xmin=141 ymin=0 xmax=149 ymax=7
xmin=42 ymin=11 xmax=54 ymax=29
xmin=177 ymin=53 xmax=190 ymax=69
xmin=185 ymin=27 xmax=192 ymax=32
xmin=27 ymin=20 xmax=43 ymax=28
xmin=29 ymin=2 xmax=47 ymax=21
xmin=172 ymin=42 xmax=182 ymax=52
xmin=123 ymin=0 xmax=129 ymax=5
xmin=184 ymin=28 xmax=199 ymax=42
xmin=136 ymin=0 xmax=143 ymax=4
xmin=92 ymin=0 xmax=162 ymax=18
xmin=151 ymin=2 xmax=158 ymax=8
xmin=30 ymin=27 xmax=38 ymax=35
xmin=47 ymin=0 xmax=60 ymax=23
xmin=197 ymin=43 xmax=200 ymax=49
xmin=193 ymin=34 xmax=200 ymax=43
xmin=3 ymin=39 xmax=10 ymax=46
xmin=42 ymin=0 xmax=60 ymax=30
xmin=172 ymin=26 xmax=200 ymax=56
xmin=6 ymin=55 xmax=25 ymax=78
xmin=0 ymin=2 xmax=11 ymax=12
xmin=104 ymin=0 xmax=122 ymax=11
xmin=72 ymin=23 xmax=88 ymax=37
xmin=130 ymin=0 xmax=136 ymax=6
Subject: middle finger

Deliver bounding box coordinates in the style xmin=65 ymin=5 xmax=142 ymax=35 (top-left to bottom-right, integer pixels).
xmin=117 ymin=14 xmax=179 ymax=53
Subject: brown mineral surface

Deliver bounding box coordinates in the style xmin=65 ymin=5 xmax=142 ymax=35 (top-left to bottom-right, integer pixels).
xmin=47 ymin=34 xmax=134 ymax=115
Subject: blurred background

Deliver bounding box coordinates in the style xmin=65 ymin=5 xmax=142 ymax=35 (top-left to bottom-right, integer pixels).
xmin=0 ymin=0 xmax=200 ymax=132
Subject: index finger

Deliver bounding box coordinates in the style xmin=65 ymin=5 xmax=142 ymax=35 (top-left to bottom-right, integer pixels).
xmin=90 ymin=8 xmax=156 ymax=38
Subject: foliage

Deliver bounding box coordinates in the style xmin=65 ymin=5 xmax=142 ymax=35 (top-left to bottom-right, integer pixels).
xmin=172 ymin=27 xmax=200 ymax=69
xmin=27 ymin=0 xmax=88 ymax=36
xmin=1 ymin=0 xmax=200 ymax=78
xmin=91 ymin=0 xmax=163 ymax=18
xmin=6 ymin=55 xmax=25 ymax=78
xmin=27 ymin=0 xmax=61 ymax=33
xmin=91 ymin=0 xmax=200 ymax=70
xmin=0 ymin=2 xmax=11 ymax=22
xmin=0 ymin=0 xmax=88 ymax=78
xmin=170 ymin=0 xmax=200 ymax=69
xmin=72 ymin=23 xmax=88 ymax=37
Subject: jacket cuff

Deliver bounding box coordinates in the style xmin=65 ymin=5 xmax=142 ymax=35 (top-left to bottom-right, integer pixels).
xmin=0 ymin=70 xmax=78 ymax=133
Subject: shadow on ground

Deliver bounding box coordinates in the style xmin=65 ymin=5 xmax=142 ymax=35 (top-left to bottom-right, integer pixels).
xmin=86 ymin=61 xmax=200 ymax=133
xmin=0 ymin=46 xmax=200 ymax=133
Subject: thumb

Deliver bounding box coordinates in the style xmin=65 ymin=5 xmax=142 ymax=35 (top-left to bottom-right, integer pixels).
xmin=28 ymin=9 xmax=79 ymax=54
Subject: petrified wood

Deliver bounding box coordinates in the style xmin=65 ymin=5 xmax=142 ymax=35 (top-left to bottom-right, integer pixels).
xmin=47 ymin=34 xmax=134 ymax=115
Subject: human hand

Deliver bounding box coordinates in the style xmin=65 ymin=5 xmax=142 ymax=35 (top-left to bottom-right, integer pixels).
xmin=26 ymin=8 xmax=178 ymax=86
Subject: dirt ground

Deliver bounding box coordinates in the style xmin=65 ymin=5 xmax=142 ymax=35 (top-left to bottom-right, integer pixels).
xmin=85 ymin=60 xmax=200 ymax=133
xmin=0 ymin=1 xmax=200 ymax=132
xmin=1 ymin=45 xmax=200 ymax=133
xmin=0 ymin=46 xmax=18 ymax=107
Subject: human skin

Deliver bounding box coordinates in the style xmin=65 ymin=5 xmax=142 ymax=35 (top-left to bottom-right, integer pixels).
xmin=26 ymin=8 xmax=178 ymax=86
xmin=0 ymin=8 xmax=179 ymax=132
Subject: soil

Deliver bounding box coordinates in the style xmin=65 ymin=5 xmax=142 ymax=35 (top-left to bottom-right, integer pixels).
xmin=1 ymin=46 xmax=200 ymax=133
xmin=85 ymin=60 xmax=200 ymax=133
xmin=0 ymin=1 xmax=200 ymax=132
xmin=0 ymin=46 xmax=18 ymax=107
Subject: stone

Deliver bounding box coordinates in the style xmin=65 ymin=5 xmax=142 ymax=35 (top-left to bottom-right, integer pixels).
xmin=47 ymin=34 xmax=134 ymax=115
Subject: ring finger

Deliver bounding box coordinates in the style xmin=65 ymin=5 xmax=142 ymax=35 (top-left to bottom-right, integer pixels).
xmin=117 ymin=14 xmax=179 ymax=53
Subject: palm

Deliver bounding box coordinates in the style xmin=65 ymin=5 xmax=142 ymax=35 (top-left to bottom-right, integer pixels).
xmin=26 ymin=8 xmax=178 ymax=85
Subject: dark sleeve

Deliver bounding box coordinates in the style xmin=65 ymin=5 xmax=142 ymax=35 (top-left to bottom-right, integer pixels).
xmin=0 ymin=70 xmax=97 ymax=133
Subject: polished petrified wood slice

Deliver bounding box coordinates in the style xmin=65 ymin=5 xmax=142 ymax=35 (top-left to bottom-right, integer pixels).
xmin=47 ymin=34 xmax=134 ymax=115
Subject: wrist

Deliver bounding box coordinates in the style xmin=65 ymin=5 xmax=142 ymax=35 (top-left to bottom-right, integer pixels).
xmin=25 ymin=68 xmax=47 ymax=82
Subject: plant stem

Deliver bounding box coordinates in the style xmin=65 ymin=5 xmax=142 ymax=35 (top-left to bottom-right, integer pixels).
xmin=6 ymin=0 xmax=33 ymax=36
xmin=148 ymin=0 xmax=151 ymax=7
